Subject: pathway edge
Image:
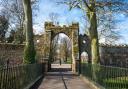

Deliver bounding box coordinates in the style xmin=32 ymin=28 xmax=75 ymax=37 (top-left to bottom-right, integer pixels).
xmin=80 ymin=75 xmax=105 ymax=89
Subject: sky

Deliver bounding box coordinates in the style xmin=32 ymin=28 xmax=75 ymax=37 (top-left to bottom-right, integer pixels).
xmin=0 ymin=0 xmax=128 ymax=44
xmin=33 ymin=0 xmax=85 ymax=34
xmin=32 ymin=0 xmax=128 ymax=44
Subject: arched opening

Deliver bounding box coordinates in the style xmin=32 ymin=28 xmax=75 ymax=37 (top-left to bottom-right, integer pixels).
xmin=79 ymin=34 xmax=91 ymax=64
xmin=45 ymin=22 xmax=79 ymax=72
xmin=81 ymin=51 xmax=88 ymax=63
xmin=50 ymin=33 xmax=72 ymax=70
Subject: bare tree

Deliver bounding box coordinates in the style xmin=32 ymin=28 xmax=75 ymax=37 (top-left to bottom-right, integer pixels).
xmin=61 ymin=37 xmax=71 ymax=62
xmin=0 ymin=0 xmax=39 ymax=43
xmin=0 ymin=15 xmax=9 ymax=42
xmin=58 ymin=0 xmax=128 ymax=64
xmin=80 ymin=14 xmax=121 ymax=44
xmin=51 ymin=34 xmax=59 ymax=62
xmin=49 ymin=12 xmax=60 ymax=25
xmin=58 ymin=0 xmax=100 ymax=64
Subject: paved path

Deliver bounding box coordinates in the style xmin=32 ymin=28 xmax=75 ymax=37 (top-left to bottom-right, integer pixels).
xmin=38 ymin=64 xmax=94 ymax=89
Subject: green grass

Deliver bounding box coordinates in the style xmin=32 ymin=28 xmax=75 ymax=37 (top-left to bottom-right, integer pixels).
xmin=104 ymin=77 xmax=128 ymax=83
xmin=103 ymin=77 xmax=128 ymax=89
xmin=81 ymin=63 xmax=128 ymax=89
xmin=65 ymin=58 xmax=72 ymax=64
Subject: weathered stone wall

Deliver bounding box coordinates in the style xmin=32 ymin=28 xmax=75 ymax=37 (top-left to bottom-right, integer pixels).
xmin=1 ymin=35 xmax=128 ymax=68
xmin=80 ymin=34 xmax=128 ymax=68
xmin=34 ymin=34 xmax=50 ymax=62
xmin=0 ymin=35 xmax=49 ymax=67
xmin=100 ymin=44 xmax=128 ymax=68
xmin=79 ymin=34 xmax=91 ymax=63
xmin=0 ymin=43 xmax=24 ymax=66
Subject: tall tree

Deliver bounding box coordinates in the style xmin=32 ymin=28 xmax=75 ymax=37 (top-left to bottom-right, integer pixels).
xmin=86 ymin=0 xmax=99 ymax=64
xmin=60 ymin=0 xmax=100 ymax=64
xmin=51 ymin=34 xmax=59 ymax=62
xmin=0 ymin=15 xmax=9 ymax=42
xmin=61 ymin=37 xmax=71 ymax=62
xmin=0 ymin=0 xmax=39 ymax=44
xmin=81 ymin=12 xmax=121 ymax=44
xmin=7 ymin=30 xmax=15 ymax=43
xmin=22 ymin=0 xmax=36 ymax=64
xmin=59 ymin=0 xmax=128 ymax=64
xmin=49 ymin=12 xmax=60 ymax=25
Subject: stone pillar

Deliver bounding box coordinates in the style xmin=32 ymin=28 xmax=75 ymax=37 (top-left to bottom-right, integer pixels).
xmin=44 ymin=31 xmax=52 ymax=71
xmin=71 ymin=31 xmax=76 ymax=72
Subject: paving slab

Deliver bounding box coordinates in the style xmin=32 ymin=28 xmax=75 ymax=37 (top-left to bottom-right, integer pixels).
xmin=38 ymin=64 xmax=94 ymax=89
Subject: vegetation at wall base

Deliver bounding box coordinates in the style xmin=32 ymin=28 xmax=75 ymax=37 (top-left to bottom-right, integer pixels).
xmin=23 ymin=44 xmax=36 ymax=64
xmin=65 ymin=58 xmax=72 ymax=64
xmin=81 ymin=63 xmax=128 ymax=89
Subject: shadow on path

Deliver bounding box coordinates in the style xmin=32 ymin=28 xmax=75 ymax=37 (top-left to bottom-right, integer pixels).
xmin=35 ymin=64 xmax=94 ymax=89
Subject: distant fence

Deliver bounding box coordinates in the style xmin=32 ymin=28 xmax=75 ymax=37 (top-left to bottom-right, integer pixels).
xmin=81 ymin=63 xmax=128 ymax=89
xmin=0 ymin=63 xmax=45 ymax=89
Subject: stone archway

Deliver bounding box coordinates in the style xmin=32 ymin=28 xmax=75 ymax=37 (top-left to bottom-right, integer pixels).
xmin=44 ymin=22 xmax=79 ymax=72
xmin=79 ymin=34 xmax=91 ymax=63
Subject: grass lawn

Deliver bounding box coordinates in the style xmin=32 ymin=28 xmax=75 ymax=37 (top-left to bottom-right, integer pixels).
xmin=65 ymin=58 xmax=72 ymax=64
xmin=103 ymin=77 xmax=128 ymax=89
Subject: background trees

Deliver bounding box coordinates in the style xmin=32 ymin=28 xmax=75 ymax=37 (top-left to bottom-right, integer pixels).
xmin=0 ymin=15 xmax=9 ymax=42
xmin=49 ymin=12 xmax=60 ymax=25
xmin=51 ymin=35 xmax=59 ymax=62
xmin=0 ymin=0 xmax=39 ymax=44
xmin=59 ymin=0 xmax=128 ymax=64
xmin=0 ymin=0 xmax=24 ymax=43
xmin=59 ymin=0 xmax=100 ymax=64
xmin=61 ymin=37 xmax=71 ymax=62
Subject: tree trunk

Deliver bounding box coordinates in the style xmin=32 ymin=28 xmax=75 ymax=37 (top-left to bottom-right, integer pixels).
xmin=88 ymin=12 xmax=100 ymax=81
xmin=65 ymin=53 xmax=68 ymax=62
xmin=22 ymin=0 xmax=36 ymax=64
xmin=86 ymin=1 xmax=100 ymax=82
xmin=89 ymin=13 xmax=100 ymax=64
xmin=87 ymin=2 xmax=100 ymax=64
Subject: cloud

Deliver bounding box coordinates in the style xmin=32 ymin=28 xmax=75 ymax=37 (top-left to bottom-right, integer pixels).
xmin=33 ymin=0 xmax=128 ymax=44
xmin=99 ymin=38 xmax=105 ymax=43
xmin=33 ymin=24 xmax=44 ymax=35
xmin=0 ymin=6 xmax=3 ymax=14
xmin=34 ymin=0 xmax=84 ymax=34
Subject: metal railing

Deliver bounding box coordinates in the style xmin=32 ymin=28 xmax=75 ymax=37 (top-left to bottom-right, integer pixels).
xmin=0 ymin=63 xmax=45 ymax=89
xmin=81 ymin=63 xmax=128 ymax=89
